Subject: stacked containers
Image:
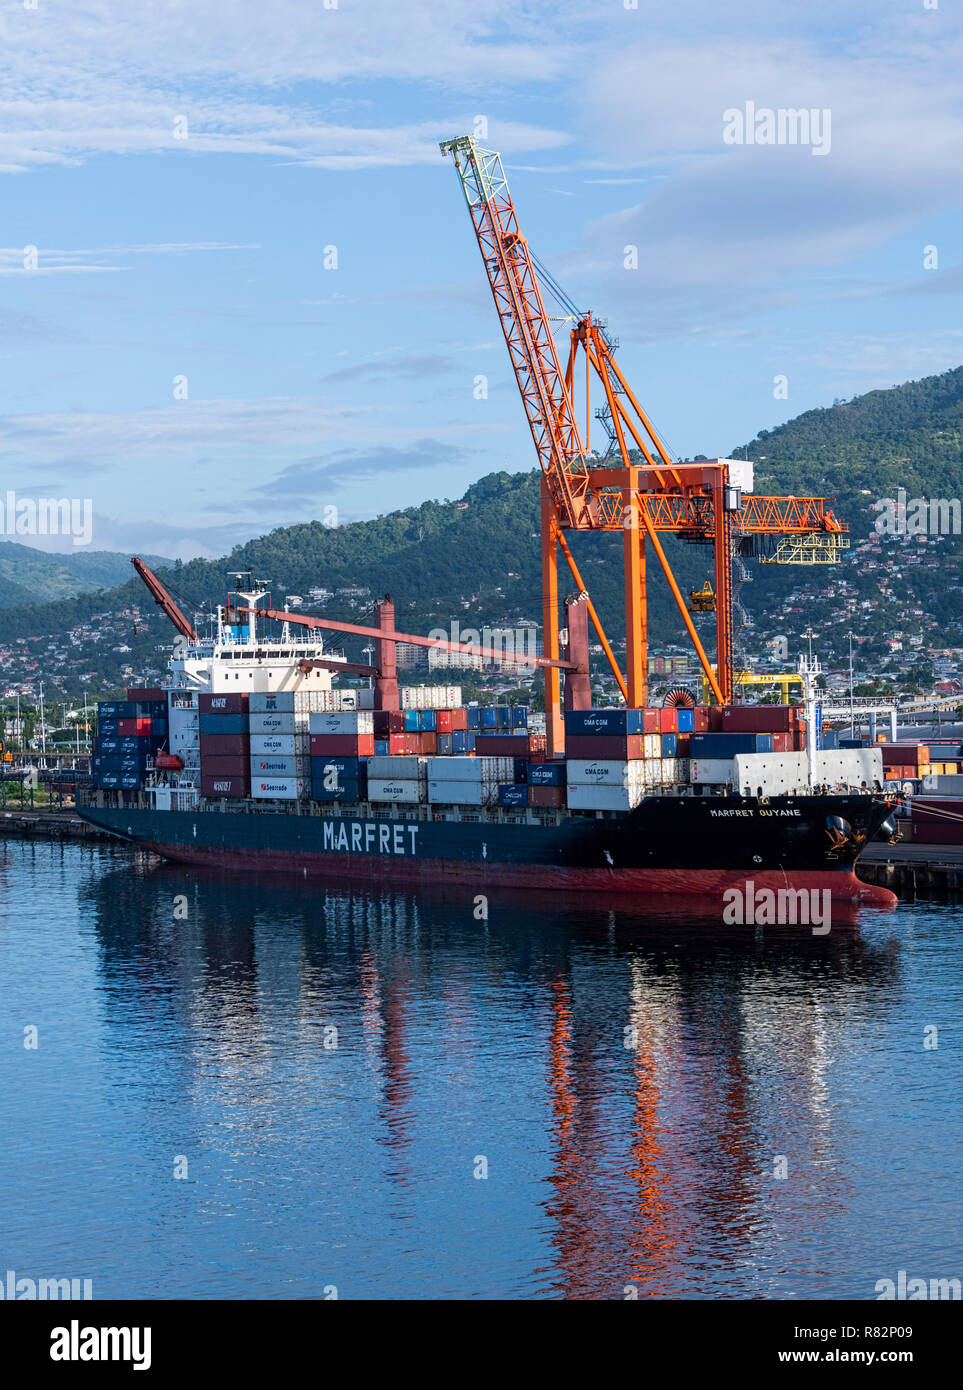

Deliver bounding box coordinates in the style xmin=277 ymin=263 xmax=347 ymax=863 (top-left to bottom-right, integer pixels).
xmin=199 ymin=692 xmax=250 ymax=798
xmin=249 ymin=690 xmax=333 ymax=799
xmin=427 ymin=756 xmax=513 ymax=806
xmin=564 ymin=709 xmax=676 ymax=795
xmin=366 ymin=753 xmax=427 ymax=804
xmin=309 ymin=708 xmax=375 ymax=801
xmin=92 ymin=697 xmax=167 ymax=790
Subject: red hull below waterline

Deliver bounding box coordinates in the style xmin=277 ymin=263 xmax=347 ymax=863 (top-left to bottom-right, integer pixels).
xmin=140 ymin=839 xmax=897 ymax=908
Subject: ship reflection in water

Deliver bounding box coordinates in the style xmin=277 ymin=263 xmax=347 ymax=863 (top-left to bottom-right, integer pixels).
xmin=5 ymin=841 xmax=960 ymax=1299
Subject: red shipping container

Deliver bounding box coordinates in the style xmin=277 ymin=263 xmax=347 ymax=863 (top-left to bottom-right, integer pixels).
xmin=309 ymin=733 xmax=374 ymax=756
xmin=658 ymin=708 xmax=678 ymax=733
xmin=422 ymin=732 xmax=437 ymax=754
xmin=722 ymin=705 xmax=795 ymax=733
xmin=199 ymin=692 xmax=250 ymax=714
xmin=692 ymin=707 xmax=711 ymax=733
xmin=200 ymin=753 xmax=250 ymax=776
xmin=201 ymin=775 xmax=250 ymax=798
xmin=449 ymin=708 xmax=468 ymax=731
xmin=199 ymin=733 xmax=251 ymax=756
xmin=792 ymin=728 xmax=808 ymax=751
xmin=126 ymin=686 xmax=166 ymax=702
xmin=676 ymin=732 xmax=690 ymax=757
xmin=436 ymin=711 xmax=453 ymax=734
xmin=708 ymin=706 xmax=724 ymax=731
xmin=529 ymin=785 xmax=564 ymax=808
xmin=388 ymin=734 xmax=406 ymax=756
xmin=641 ymin=708 xmax=660 ymax=733
xmin=530 ymin=734 xmax=547 ymax=754
xmin=403 ymin=733 xmax=422 ymax=755
xmin=880 ymin=744 xmax=928 ymax=766
xmin=565 ymin=734 xmax=645 ymax=759
xmin=372 ymin=710 xmax=403 ymax=736
xmin=118 ymin=717 xmax=152 ymax=736
xmin=770 ymin=732 xmax=794 ymax=752
xmin=474 ymin=734 xmax=533 ymax=755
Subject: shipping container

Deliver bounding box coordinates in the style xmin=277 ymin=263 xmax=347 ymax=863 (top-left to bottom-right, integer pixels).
xmin=565 ymin=734 xmax=644 ymax=760
xmin=308 ymin=755 xmax=364 ymax=780
xmin=199 ymin=693 xmax=250 ymax=714
xmin=201 ymin=775 xmax=250 ymax=798
xmin=249 ymin=711 xmax=300 ymax=735
xmin=251 ymin=777 xmax=304 ymax=801
xmin=688 ymin=758 xmax=734 ymax=785
xmin=436 ymin=711 xmax=453 ymax=735
xmin=199 ymin=733 xmax=252 ymax=757
xmin=675 ymin=707 xmax=695 ymax=733
xmin=512 ymin=706 xmax=529 ymax=729
xmin=690 ymin=732 xmax=774 ymax=756
xmin=658 ymin=708 xmax=678 ymax=733
xmin=388 ymin=734 xmax=407 ymax=756
xmin=450 ymin=708 xmax=468 ymax=732
xmin=367 ymin=778 xmax=425 ymax=803
xmin=420 ymin=709 xmax=436 ymax=732
xmin=643 ymin=733 xmax=662 ymax=760
xmin=467 ymin=707 xmax=482 ymax=731
xmin=692 ymin=707 xmax=711 ymax=733
xmin=199 ymin=712 xmax=249 ymax=736
xmin=497 ymin=783 xmax=528 ymax=807
xmin=473 ymin=734 xmax=533 ymax=756
xmin=126 ymin=686 xmax=167 ymax=702
xmin=529 ymin=784 xmax=564 ymax=809
xmin=201 ymin=754 xmax=250 ymax=777
xmin=565 ymin=759 xmax=645 ymax=787
xmin=527 ymin=761 xmax=566 ymax=786
xmin=118 ymin=717 xmax=153 ymax=737
xmin=721 ymin=705 xmax=796 ymax=732
xmin=249 ymin=734 xmax=308 ymax=757
xmin=98 ymin=718 xmax=118 ymax=737
xmin=428 ymin=780 xmax=486 ymax=806
xmin=367 ymin=756 xmax=425 ymax=780
xmin=452 ymin=731 xmax=470 ymax=754
xmin=660 ymin=732 xmax=678 ymax=757
xmin=311 ymin=777 xmax=363 ymax=802
xmin=252 ymin=755 xmax=309 ymax=777
xmin=308 ymin=710 xmax=375 ymax=736
xmin=436 ymin=733 xmax=453 ymax=756
xmin=566 ymin=782 xmax=645 ymax=812
xmin=565 ymin=709 xmax=644 ymax=736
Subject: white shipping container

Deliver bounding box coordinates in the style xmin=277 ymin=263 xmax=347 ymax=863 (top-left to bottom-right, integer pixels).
xmin=428 ymin=780 xmax=486 ymax=805
xmin=250 ymin=777 xmax=305 ymax=800
xmin=567 ymin=782 xmax=645 ymax=812
xmin=250 ymin=690 xmax=336 ymax=714
xmin=661 ymin=758 xmax=679 ymax=784
xmin=308 ymin=710 xmax=375 ymax=735
xmin=366 ymin=756 xmax=426 ymax=780
xmin=811 ymin=749 xmax=883 ymax=787
xmin=427 ymin=756 xmax=481 ymax=783
xmin=400 ymin=685 xmax=462 ymax=711
xmin=250 ymin=732 xmax=309 ymax=756
xmin=367 ymin=778 xmax=425 ymax=803
xmin=249 ymin=755 xmax=308 ymax=777
xmin=689 ymin=758 xmax=735 ymax=785
xmin=565 ymin=759 xmax=645 ymax=787
xmin=249 ymin=711 xmax=299 ymax=735
xmin=733 ymin=752 xmax=809 ymax=797
xmin=643 ymin=733 xmax=662 ymax=760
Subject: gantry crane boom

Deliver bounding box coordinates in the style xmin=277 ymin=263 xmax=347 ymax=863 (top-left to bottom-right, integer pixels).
xmin=130 ymin=557 xmax=199 ymax=643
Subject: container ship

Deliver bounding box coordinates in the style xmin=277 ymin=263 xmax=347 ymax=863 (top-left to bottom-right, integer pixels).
xmin=75 ymin=571 xmax=899 ymax=908
xmin=77 ymin=134 xmax=901 ymax=907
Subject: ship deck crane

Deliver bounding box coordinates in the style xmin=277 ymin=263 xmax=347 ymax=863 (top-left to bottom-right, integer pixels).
xmin=440 ymin=135 xmax=848 ymax=754
xmin=131 ymin=557 xmax=199 ymax=643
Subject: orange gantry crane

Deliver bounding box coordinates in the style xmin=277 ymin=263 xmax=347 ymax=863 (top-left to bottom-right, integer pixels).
xmin=440 ymin=136 xmax=847 ymax=754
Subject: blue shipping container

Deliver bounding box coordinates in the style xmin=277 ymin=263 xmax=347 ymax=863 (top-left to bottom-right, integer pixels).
xmin=452 ymin=731 xmax=470 ymax=754
xmin=661 ymin=732 xmax=678 ymax=757
xmin=436 ymin=733 xmax=453 ymax=756
xmin=115 ymin=701 xmax=137 ymax=718
xmin=403 ymin=710 xmax=420 ymax=732
xmin=527 ymin=761 xmax=566 ymax=786
xmin=420 ymin=709 xmax=436 ymax=732
xmin=676 ymin=708 xmax=695 ymax=733
xmin=512 ymin=706 xmax=529 ymax=729
xmin=199 ymin=712 xmax=249 ymax=735
xmin=374 ymin=739 xmax=390 ymax=757
xmin=496 ymin=706 xmax=511 ymax=730
xmin=98 ymin=702 xmax=118 ymax=718
xmin=513 ymin=757 xmax=528 ymax=783
xmin=309 ymin=756 xmax=363 ymax=780
xmin=564 ymin=709 xmax=643 ymax=736
xmin=467 ymin=707 xmax=482 ymax=731
xmin=97 ymin=718 xmax=118 ymax=737
xmin=497 ymin=783 xmax=528 ymax=807
xmin=311 ymin=777 xmax=362 ymax=802
xmin=689 ymin=732 xmax=773 ymax=756
xmin=481 ymin=707 xmax=497 ymax=729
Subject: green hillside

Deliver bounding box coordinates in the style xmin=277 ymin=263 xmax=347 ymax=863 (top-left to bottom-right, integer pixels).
xmin=0 ymin=365 xmax=961 ymax=697
xmin=0 ymin=544 xmax=172 ymax=606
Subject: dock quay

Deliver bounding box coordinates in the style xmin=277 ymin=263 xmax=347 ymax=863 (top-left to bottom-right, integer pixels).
xmin=858 ymin=841 xmax=963 ymax=895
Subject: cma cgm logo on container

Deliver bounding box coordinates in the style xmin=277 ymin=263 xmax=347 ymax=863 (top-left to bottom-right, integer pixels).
xmin=0 ymin=491 xmax=93 ymax=545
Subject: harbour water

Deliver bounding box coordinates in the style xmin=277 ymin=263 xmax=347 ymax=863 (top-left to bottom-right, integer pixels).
xmin=2 ymin=839 xmax=960 ymax=1300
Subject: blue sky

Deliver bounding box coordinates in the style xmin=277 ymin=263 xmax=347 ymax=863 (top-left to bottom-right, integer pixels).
xmin=2 ymin=0 xmax=962 ymax=558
